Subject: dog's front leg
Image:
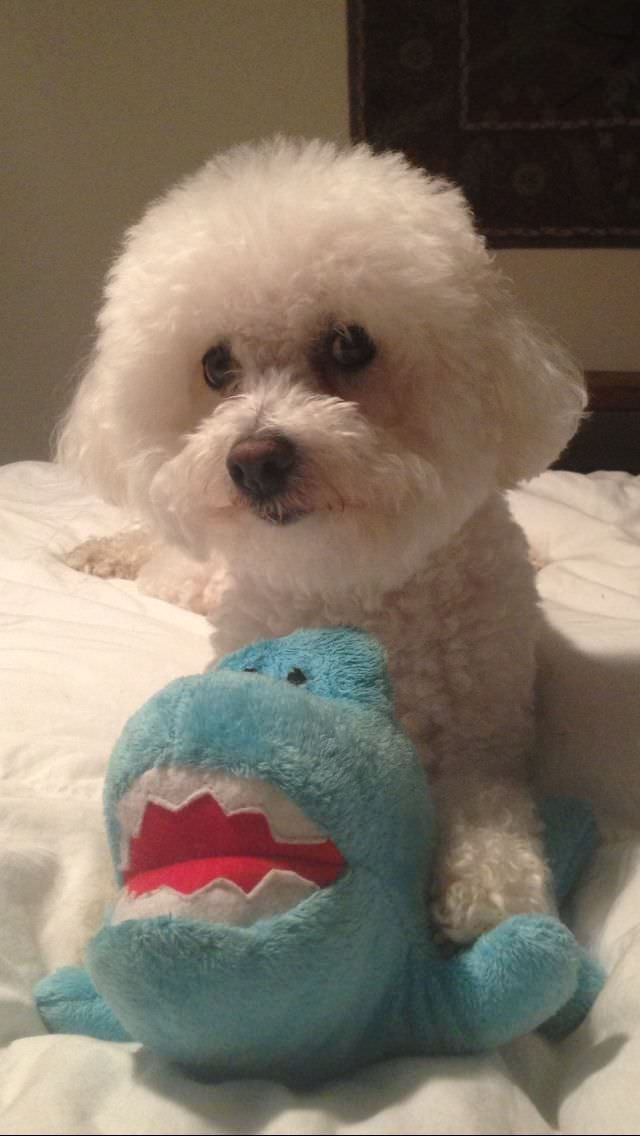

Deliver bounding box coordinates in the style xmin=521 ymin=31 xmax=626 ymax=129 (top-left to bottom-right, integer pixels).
xmin=430 ymin=773 xmax=554 ymax=944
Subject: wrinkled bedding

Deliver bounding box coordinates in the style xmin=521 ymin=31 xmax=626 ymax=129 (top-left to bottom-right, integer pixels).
xmin=1 ymin=461 xmax=639 ymax=1135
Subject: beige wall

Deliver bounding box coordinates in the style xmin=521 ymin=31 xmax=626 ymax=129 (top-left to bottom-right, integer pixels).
xmin=2 ymin=1 xmax=638 ymax=463
xmin=496 ymin=249 xmax=640 ymax=372
xmin=1 ymin=0 xmax=349 ymax=462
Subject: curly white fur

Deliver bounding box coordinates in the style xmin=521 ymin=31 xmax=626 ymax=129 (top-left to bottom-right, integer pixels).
xmin=56 ymin=138 xmax=586 ymax=941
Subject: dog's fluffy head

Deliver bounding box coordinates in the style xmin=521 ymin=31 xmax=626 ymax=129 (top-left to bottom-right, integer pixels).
xmin=57 ymin=137 xmax=585 ymax=594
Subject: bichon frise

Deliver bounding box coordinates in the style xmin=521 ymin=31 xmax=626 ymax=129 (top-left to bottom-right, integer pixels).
xmin=57 ymin=138 xmax=585 ymax=942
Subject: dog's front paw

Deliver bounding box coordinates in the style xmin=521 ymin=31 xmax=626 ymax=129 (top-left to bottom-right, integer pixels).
xmin=431 ymin=871 xmax=553 ymax=945
xmin=63 ymin=530 xmax=151 ymax=580
xmin=431 ymin=878 xmax=511 ymax=945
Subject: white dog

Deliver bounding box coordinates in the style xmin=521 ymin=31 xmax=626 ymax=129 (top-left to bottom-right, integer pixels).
xmin=57 ymin=137 xmax=585 ymax=942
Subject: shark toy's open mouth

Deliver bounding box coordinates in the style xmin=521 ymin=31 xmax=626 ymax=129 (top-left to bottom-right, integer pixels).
xmin=112 ymin=767 xmax=346 ymax=927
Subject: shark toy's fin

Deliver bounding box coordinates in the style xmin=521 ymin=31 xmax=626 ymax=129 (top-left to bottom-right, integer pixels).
xmin=35 ymin=966 xmax=130 ymax=1042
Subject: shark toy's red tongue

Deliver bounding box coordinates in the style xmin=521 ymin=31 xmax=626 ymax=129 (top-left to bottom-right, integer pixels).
xmin=124 ymin=793 xmax=345 ymax=896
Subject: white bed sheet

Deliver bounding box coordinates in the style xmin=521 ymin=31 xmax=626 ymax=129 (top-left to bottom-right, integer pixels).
xmin=1 ymin=461 xmax=639 ymax=1136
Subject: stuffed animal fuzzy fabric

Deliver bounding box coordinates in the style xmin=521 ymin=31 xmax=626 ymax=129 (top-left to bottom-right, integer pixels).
xmin=35 ymin=628 xmax=604 ymax=1087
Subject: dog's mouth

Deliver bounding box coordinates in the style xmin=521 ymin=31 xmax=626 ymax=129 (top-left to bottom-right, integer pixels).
xmin=113 ymin=767 xmax=346 ymax=927
xmin=256 ymin=503 xmax=309 ymax=526
xmin=251 ymin=495 xmax=353 ymax=526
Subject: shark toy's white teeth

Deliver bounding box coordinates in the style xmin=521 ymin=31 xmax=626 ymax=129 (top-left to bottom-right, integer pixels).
xmin=113 ymin=765 xmax=346 ymax=925
xmin=117 ymin=766 xmax=328 ymax=872
xmin=112 ymin=869 xmax=319 ymax=928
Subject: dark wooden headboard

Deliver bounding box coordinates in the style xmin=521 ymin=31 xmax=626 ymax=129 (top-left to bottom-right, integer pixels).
xmin=558 ymin=372 xmax=640 ymax=473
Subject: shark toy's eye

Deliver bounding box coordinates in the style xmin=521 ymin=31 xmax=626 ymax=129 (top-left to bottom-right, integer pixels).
xmin=242 ymin=667 xmax=258 ymax=673
xmin=287 ymin=668 xmax=307 ymax=685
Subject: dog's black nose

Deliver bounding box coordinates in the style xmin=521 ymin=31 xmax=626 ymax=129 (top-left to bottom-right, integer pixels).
xmin=226 ymin=434 xmax=297 ymax=500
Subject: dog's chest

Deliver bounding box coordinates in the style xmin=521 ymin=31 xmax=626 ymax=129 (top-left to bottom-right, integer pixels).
xmin=209 ymin=496 xmax=537 ymax=775
xmin=353 ymin=563 xmax=485 ymax=771
xmin=213 ymin=568 xmax=482 ymax=772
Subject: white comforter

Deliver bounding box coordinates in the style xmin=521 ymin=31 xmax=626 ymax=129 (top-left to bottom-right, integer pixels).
xmin=1 ymin=461 xmax=639 ymax=1136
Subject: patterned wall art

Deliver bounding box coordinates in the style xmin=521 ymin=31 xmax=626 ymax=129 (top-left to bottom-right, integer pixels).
xmin=349 ymin=0 xmax=640 ymax=247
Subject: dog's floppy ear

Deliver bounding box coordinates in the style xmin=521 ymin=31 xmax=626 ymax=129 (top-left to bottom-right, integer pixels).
xmin=486 ymin=295 xmax=587 ymax=487
xmin=54 ymin=352 xmax=131 ymax=503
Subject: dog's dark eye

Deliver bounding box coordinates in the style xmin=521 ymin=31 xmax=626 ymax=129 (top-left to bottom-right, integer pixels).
xmin=286 ymin=668 xmax=307 ymax=685
xmin=202 ymin=342 xmax=236 ymax=391
xmin=327 ymin=324 xmax=376 ymax=371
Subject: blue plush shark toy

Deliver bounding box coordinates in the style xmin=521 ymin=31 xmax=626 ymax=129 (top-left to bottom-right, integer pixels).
xmin=35 ymin=628 xmax=604 ymax=1086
